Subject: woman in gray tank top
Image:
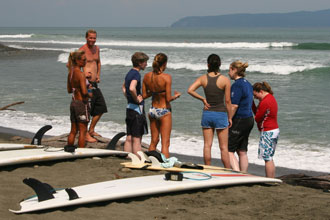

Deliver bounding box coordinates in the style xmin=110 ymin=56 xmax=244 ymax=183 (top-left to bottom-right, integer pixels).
xmin=188 ymin=54 xmax=232 ymax=168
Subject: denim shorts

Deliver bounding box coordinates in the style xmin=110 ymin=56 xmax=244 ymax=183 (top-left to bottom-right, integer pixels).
xmin=201 ymin=111 xmax=229 ymax=129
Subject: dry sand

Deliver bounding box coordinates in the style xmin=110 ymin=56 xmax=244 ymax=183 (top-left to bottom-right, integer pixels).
xmin=0 ymin=128 xmax=329 ymax=220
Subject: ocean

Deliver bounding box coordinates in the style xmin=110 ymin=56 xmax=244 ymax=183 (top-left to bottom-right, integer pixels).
xmin=0 ymin=27 xmax=329 ymax=173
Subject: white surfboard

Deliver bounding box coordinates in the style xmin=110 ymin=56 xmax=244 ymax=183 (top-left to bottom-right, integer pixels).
xmin=10 ymin=172 xmax=282 ymax=213
xmin=0 ymin=147 xmax=128 ymax=167
xmin=0 ymin=125 xmax=52 ymax=151
xmin=0 ymin=143 xmax=45 ymax=151
xmin=121 ymin=152 xmax=234 ymax=173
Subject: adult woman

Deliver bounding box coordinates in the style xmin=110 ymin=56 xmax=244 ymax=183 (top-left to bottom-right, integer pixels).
xmin=252 ymin=82 xmax=279 ymax=178
xmin=142 ymin=53 xmax=181 ymax=158
xmin=67 ymin=51 xmax=91 ymax=148
xmin=187 ymin=54 xmax=232 ymax=168
xmin=227 ymin=61 xmax=254 ymax=172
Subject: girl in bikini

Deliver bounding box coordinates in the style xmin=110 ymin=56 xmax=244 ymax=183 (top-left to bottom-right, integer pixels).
xmin=142 ymin=53 xmax=181 ymax=158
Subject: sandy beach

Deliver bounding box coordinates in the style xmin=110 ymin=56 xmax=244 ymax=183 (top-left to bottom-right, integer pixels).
xmin=0 ymin=127 xmax=329 ymax=220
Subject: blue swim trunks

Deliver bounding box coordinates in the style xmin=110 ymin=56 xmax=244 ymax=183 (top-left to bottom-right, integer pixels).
xmin=258 ymin=128 xmax=280 ymax=161
xmin=201 ymin=111 xmax=229 ymax=129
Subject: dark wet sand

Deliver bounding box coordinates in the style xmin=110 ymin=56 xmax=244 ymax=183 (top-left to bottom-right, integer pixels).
xmin=0 ymin=126 xmax=329 ymax=220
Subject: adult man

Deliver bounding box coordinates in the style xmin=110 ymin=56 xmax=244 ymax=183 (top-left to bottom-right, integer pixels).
xmin=79 ymin=29 xmax=107 ymax=142
xmin=122 ymin=52 xmax=149 ymax=156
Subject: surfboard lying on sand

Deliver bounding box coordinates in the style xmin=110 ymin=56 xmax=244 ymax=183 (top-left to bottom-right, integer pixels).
xmin=121 ymin=151 xmax=233 ymax=173
xmin=0 ymin=147 xmax=128 ymax=167
xmin=0 ymin=125 xmax=52 ymax=151
xmin=10 ymin=171 xmax=282 ymax=213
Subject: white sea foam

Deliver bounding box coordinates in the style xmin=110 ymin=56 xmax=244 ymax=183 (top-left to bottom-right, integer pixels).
xmin=1 ymin=110 xmax=329 ymax=173
xmin=8 ymin=44 xmax=73 ymax=52
xmin=1 ymin=39 xmax=296 ymax=49
xmin=57 ymin=50 xmax=325 ymax=75
xmin=0 ymin=34 xmax=34 ymax=38
xmin=248 ymin=63 xmax=324 ymax=75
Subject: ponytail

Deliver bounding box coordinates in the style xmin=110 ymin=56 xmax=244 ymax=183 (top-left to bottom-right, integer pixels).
xmin=67 ymin=52 xmax=74 ymax=75
xmin=253 ymin=81 xmax=273 ymax=95
xmin=152 ymin=53 xmax=168 ymax=74
xmin=230 ymin=60 xmax=248 ymax=77
xmin=207 ymin=54 xmax=221 ymax=73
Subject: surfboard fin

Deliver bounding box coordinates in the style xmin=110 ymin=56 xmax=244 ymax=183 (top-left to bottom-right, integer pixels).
xmin=65 ymin=188 xmax=79 ymax=200
xmin=106 ymin=132 xmax=126 ymax=150
xmin=137 ymin=151 xmax=151 ymax=163
xmin=23 ymin=178 xmax=55 ymax=202
xmin=149 ymin=156 xmax=162 ymax=168
xmin=175 ymin=163 xmax=204 ymax=170
xmin=31 ymin=125 xmax=52 ymax=145
xmin=128 ymin=153 xmax=143 ymax=165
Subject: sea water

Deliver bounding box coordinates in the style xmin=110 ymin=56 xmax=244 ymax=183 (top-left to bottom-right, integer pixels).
xmin=0 ymin=27 xmax=329 ymax=172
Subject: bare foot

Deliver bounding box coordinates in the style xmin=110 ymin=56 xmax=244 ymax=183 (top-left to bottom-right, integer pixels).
xmin=86 ymin=132 xmax=97 ymax=143
xmin=89 ymin=131 xmax=102 ymax=137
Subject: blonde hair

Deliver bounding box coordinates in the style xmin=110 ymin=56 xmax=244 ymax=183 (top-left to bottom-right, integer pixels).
xmin=230 ymin=60 xmax=249 ymax=77
xmin=67 ymin=50 xmax=85 ymax=73
xmin=152 ymin=53 xmax=168 ymax=74
xmin=131 ymin=52 xmax=149 ymax=67
xmin=253 ymin=81 xmax=273 ymax=95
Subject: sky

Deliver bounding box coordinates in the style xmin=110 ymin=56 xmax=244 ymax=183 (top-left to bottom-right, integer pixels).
xmin=1 ymin=0 xmax=330 ymax=27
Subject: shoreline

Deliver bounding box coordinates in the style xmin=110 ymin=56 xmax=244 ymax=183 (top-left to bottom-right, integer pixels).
xmin=1 ymin=126 xmax=329 ymax=219
xmin=0 ymin=125 xmax=326 ymax=177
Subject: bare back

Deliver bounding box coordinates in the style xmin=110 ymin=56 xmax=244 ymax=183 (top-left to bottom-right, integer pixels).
xmin=143 ymin=72 xmax=172 ymax=109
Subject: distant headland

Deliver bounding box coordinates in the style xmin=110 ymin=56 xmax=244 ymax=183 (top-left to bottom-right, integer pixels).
xmin=171 ymin=9 xmax=330 ymax=27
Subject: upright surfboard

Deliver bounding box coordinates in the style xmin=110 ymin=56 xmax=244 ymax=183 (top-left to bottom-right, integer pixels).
xmin=10 ymin=172 xmax=282 ymax=213
xmin=0 ymin=147 xmax=128 ymax=167
xmin=0 ymin=125 xmax=52 ymax=151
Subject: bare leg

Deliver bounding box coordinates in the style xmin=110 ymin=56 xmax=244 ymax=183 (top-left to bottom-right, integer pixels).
xmin=159 ymin=113 xmax=172 ymax=158
xmin=124 ymin=135 xmax=133 ymax=153
xmin=77 ymin=122 xmax=88 ymax=148
xmin=132 ymin=136 xmax=142 ymax=156
xmin=148 ymin=116 xmax=160 ymax=152
xmin=202 ymin=128 xmax=214 ymax=165
xmin=67 ymin=122 xmax=78 ymax=146
xmin=229 ymin=152 xmax=240 ymax=171
xmin=238 ymin=150 xmax=249 ymax=172
xmin=89 ymin=114 xmax=103 ymax=136
xmin=265 ymin=160 xmax=275 ymax=178
xmin=216 ymin=128 xmax=231 ymax=168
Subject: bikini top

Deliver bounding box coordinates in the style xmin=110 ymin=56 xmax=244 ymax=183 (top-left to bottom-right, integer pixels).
xmin=70 ymin=67 xmax=89 ymax=100
xmin=150 ymin=72 xmax=166 ymax=101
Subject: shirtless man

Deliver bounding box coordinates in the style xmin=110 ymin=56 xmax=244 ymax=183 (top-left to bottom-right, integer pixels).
xmin=79 ymin=29 xmax=108 ymax=142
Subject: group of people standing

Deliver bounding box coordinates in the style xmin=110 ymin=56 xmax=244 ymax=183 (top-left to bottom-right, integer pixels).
xmin=66 ymin=29 xmax=279 ymax=178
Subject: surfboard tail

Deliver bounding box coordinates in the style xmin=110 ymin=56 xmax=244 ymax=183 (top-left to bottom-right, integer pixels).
xmin=23 ymin=178 xmax=55 ymax=202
